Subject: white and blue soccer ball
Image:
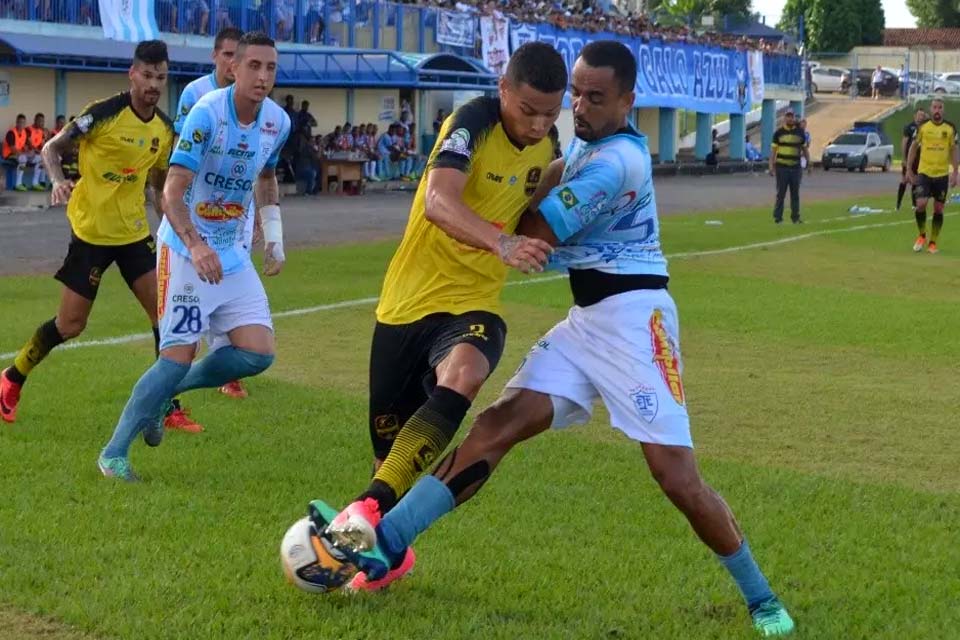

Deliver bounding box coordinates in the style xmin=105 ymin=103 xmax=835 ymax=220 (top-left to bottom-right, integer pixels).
xmin=280 ymin=517 xmax=357 ymax=593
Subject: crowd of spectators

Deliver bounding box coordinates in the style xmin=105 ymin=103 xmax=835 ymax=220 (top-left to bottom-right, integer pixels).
xmin=274 ymin=93 xmax=425 ymax=194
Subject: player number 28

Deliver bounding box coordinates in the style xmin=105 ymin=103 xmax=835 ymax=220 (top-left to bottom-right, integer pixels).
xmin=171 ymin=305 xmax=202 ymax=334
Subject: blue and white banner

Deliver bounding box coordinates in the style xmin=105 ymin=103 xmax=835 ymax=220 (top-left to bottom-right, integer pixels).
xmin=437 ymin=10 xmax=477 ymax=49
xmin=99 ymin=0 xmax=159 ymax=43
xmin=510 ymin=23 xmax=755 ymax=114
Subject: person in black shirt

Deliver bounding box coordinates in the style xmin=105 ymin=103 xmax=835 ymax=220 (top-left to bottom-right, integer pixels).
xmin=898 ymin=107 xmax=927 ymax=211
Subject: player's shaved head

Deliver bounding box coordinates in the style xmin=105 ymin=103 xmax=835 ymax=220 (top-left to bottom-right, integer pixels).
xmin=232 ymin=32 xmax=278 ymax=105
xmin=215 ymin=27 xmax=243 ymax=51
xmin=235 ymin=31 xmax=276 ymax=60
xmin=498 ymin=42 xmax=566 ymax=148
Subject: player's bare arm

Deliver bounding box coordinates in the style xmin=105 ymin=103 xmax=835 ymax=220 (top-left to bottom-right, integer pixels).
xmin=425 ymin=168 xmax=552 ymax=274
xmin=256 ymin=167 xmax=284 ymax=276
xmin=516 ymin=157 xmax=564 ymax=244
xmin=41 ymin=127 xmax=76 ymax=205
xmin=164 ymin=164 xmax=223 ymax=284
xmin=147 ymin=167 xmax=167 ymax=221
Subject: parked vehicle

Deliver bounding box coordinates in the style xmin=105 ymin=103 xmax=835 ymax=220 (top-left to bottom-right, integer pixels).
xmin=809 ymin=66 xmax=851 ymax=93
xmin=905 ymin=71 xmax=960 ymax=95
xmin=821 ymin=131 xmax=894 ymax=172
xmin=852 ymin=68 xmax=900 ymax=97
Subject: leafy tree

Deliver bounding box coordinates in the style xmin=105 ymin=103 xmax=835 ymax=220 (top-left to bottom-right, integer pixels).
xmin=905 ymin=0 xmax=960 ymax=28
xmin=807 ymin=0 xmax=861 ymax=52
xmin=859 ymin=0 xmax=885 ymax=45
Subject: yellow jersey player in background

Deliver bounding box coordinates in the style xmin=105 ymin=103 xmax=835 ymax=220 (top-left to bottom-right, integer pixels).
xmin=313 ymin=41 xmax=568 ymax=591
xmin=906 ymin=97 xmax=958 ymax=254
xmin=0 ymin=41 xmax=188 ymax=425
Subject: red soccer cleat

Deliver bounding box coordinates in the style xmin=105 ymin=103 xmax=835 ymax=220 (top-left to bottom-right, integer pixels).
xmin=219 ymin=380 xmax=248 ymax=399
xmin=164 ymin=406 xmax=204 ymax=433
xmin=0 ymin=368 xmax=22 ymax=423
xmin=346 ymin=547 xmax=416 ymax=592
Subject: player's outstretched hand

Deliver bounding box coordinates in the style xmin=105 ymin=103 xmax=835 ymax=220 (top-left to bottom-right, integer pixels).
xmin=191 ymin=243 xmax=223 ymax=284
xmin=263 ymin=242 xmax=285 ymax=277
xmin=497 ymin=234 xmax=551 ymax=274
xmin=51 ymin=179 xmax=74 ymax=206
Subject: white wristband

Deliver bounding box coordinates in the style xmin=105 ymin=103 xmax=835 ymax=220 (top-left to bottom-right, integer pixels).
xmin=261 ymin=204 xmax=282 ymax=245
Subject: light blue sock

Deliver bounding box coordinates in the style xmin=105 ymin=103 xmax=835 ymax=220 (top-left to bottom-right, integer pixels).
xmin=173 ymin=347 xmax=274 ymax=395
xmin=377 ymin=475 xmax=455 ymax=563
xmin=717 ymin=539 xmax=776 ymax=611
xmin=102 ymin=357 xmax=189 ymax=459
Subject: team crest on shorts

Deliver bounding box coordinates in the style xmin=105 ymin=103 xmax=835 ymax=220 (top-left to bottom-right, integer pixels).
xmin=630 ymin=384 xmax=658 ymax=423
xmin=88 ymin=266 xmax=102 ymax=287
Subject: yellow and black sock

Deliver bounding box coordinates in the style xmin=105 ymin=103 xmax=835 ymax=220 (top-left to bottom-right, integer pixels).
xmin=9 ymin=318 xmax=65 ymax=385
xmin=364 ymin=386 xmax=471 ymax=512
xmin=916 ymin=209 xmax=927 ymax=236
xmin=931 ymin=212 xmax=944 ymax=242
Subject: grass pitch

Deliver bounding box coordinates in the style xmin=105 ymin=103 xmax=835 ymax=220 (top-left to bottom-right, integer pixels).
xmin=1 ymin=193 xmax=958 ymax=640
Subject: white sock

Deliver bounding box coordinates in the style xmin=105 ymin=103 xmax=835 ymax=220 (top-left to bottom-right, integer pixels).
xmin=16 ymin=154 xmax=25 ymax=186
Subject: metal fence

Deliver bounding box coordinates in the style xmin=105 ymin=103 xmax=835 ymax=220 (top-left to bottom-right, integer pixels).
xmin=806 ymin=50 xmax=960 ymax=102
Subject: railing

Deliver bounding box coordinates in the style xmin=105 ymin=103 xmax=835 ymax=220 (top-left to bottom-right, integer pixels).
xmin=7 ymin=0 xmax=802 ymax=88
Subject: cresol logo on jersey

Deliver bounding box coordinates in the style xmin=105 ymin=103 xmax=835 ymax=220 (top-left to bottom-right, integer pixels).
xmin=203 ymin=172 xmax=253 ymax=191
xmin=196 ymin=200 xmax=246 ymax=221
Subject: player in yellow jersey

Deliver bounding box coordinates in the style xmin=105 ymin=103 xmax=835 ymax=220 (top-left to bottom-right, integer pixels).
xmin=906 ymin=98 xmax=958 ymax=254
xmin=319 ymin=41 xmax=568 ymax=589
xmin=0 ymin=41 xmax=187 ymax=425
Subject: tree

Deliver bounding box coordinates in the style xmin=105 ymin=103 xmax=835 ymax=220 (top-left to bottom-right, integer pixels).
xmin=710 ymin=0 xmax=752 ymax=20
xmin=807 ymin=0 xmax=861 ymax=53
xmin=859 ymin=0 xmax=885 ymax=45
xmin=776 ymin=0 xmax=809 ymax=38
xmin=905 ymin=0 xmax=960 ymax=28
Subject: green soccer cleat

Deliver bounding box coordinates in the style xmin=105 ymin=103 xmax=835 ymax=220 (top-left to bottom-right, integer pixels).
xmin=98 ymin=455 xmax=140 ymax=482
xmin=751 ymin=598 xmax=795 ymax=637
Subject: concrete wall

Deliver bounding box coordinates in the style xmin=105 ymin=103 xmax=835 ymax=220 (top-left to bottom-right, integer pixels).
xmin=277 ymin=88 xmax=348 ymax=135
xmin=0 ymin=67 xmax=55 ymax=128
xmin=814 ymin=46 xmax=960 ymax=74
xmin=354 ymin=88 xmax=401 ymax=128
xmin=65 ymin=72 xmax=173 ymax=119
xmin=636 ymin=107 xmax=661 ymax=152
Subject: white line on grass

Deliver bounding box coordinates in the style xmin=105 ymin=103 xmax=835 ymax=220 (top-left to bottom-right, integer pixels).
xmin=0 ymin=215 xmax=942 ymax=360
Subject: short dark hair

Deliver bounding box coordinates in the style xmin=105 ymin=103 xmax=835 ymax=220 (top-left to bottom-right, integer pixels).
xmin=579 ymin=40 xmax=636 ymax=94
xmin=505 ymin=41 xmax=567 ymax=94
xmin=134 ymin=40 xmax=169 ymax=66
xmin=16 ymin=113 xmax=25 ymax=120
xmin=301 ymin=100 xmax=309 ymax=108
xmin=34 ymin=113 xmax=44 ymax=120
xmin=215 ymin=27 xmax=243 ymax=50
xmin=236 ymin=31 xmax=276 ymax=58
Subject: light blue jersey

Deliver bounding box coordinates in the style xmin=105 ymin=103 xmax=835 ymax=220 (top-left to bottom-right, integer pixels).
xmin=537 ymin=126 xmax=668 ymax=278
xmin=158 ymin=86 xmax=290 ymax=275
xmin=173 ymin=73 xmax=223 ymax=135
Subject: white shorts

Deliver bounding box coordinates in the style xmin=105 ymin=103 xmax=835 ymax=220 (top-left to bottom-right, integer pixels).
xmin=157 ymin=240 xmax=273 ymax=351
xmin=506 ymin=289 xmax=692 ymax=448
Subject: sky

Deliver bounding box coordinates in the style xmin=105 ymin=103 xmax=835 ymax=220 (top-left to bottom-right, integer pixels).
xmin=757 ymin=0 xmax=917 ymax=29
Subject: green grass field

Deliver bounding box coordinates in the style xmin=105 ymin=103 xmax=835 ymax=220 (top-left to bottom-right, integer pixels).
xmin=2 ymin=194 xmax=959 ymax=640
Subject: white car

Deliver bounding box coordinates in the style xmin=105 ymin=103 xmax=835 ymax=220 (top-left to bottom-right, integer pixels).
xmin=907 ymin=71 xmax=960 ymax=94
xmin=809 ymin=66 xmax=851 ymax=93
xmin=938 ymin=71 xmax=960 ymax=84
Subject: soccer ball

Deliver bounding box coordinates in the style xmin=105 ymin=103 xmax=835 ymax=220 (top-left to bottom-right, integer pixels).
xmin=280 ymin=517 xmax=357 ymax=593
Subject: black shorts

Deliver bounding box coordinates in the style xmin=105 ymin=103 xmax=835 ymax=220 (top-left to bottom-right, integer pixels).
xmin=368 ymin=310 xmax=507 ymax=459
xmin=913 ymin=174 xmax=950 ymax=204
xmin=55 ymin=234 xmax=157 ymax=300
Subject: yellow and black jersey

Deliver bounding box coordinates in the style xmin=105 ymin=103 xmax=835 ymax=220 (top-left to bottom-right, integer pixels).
xmin=915 ymin=119 xmax=957 ymax=178
xmin=65 ymin=92 xmax=174 ymax=246
xmin=376 ymin=96 xmax=560 ymax=325
xmin=772 ymin=125 xmax=805 ymax=167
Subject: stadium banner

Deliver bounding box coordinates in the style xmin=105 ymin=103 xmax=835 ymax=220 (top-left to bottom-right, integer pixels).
xmin=99 ymin=0 xmax=159 ymax=42
xmin=748 ymin=50 xmax=765 ymax=103
xmin=509 ymin=22 xmax=752 ymax=114
xmin=437 ymin=10 xmax=477 ymax=48
xmin=480 ymin=14 xmax=510 ymax=76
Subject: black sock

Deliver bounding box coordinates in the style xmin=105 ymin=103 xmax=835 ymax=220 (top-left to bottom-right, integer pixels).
xmin=932 ymin=212 xmax=944 ymax=242
xmin=5 ymin=365 xmax=26 ymax=385
xmin=897 ymin=183 xmax=907 ymax=209
xmin=916 ymin=209 xmax=927 ymax=235
xmin=152 ymin=326 xmax=160 ymax=358
xmin=10 ymin=317 xmax=65 ymax=384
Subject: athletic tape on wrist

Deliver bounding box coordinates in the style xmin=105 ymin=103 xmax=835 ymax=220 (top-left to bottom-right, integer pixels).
xmin=261 ymin=204 xmax=283 ymax=246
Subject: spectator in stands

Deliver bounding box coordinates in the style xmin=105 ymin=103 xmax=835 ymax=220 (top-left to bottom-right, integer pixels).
xmin=52 ymin=114 xmax=66 ymax=135
xmin=275 ymin=0 xmax=296 ymax=41
xmin=377 ymin=123 xmax=398 ymax=180
xmin=363 ymin=123 xmax=380 ymax=180
xmin=28 ymin=113 xmax=49 ymax=153
xmin=705 ymin=128 xmax=719 ymax=168
xmin=324 ymin=125 xmax=342 ymax=153
xmin=184 ymin=0 xmax=210 ymax=34
xmin=433 ymin=109 xmax=445 ymax=134
xmin=3 ymin=113 xmax=44 ymax=191
xmin=305 ymin=0 xmax=325 ymax=43
xmin=296 ymin=100 xmax=317 ymax=133
xmin=294 ymin=127 xmax=319 ymax=194
xmin=338 ymin=125 xmax=355 ymax=151
xmin=283 ymin=94 xmax=297 ymax=121
xmin=745 ymin=135 xmax=762 ymax=162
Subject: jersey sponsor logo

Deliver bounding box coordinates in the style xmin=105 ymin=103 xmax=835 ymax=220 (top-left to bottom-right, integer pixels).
xmin=525 ymin=167 xmax=542 ymax=196
xmin=260 ymin=125 xmax=279 ymax=136
xmin=630 ymin=384 xmax=659 ymax=423
xmin=558 ymin=187 xmax=579 ymax=209
xmin=440 ymin=127 xmax=471 ymax=157
xmin=178 ymin=139 xmax=193 ymax=152
xmin=232 ymin=161 xmax=246 ymax=176
xmin=228 ymin=148 xmax=255 ymax=159
xmin=649 ymin=309 xmax=684 ymax=406
xmin=196 ymin=199 xmax=246 ymax=221
xmin=486 ymin=171 xmax=503 ymax=183
xmin=157 ymin=245 xmax=171 ymax=318
xmin=150 ymin=137 xmax=160 ymax=154
xmin=171 ymin=294 xmax=200 ymax=304
xmin=203 ymin=172 xmax=253 ymax=191
xmin=192 ymin=129 xmax=205 ymax=144
xmin=101 ymin=169 xmax=139 ymax=183
xmin=120 ymin=135 xmax=136 ymax=144
xmin=75 ymin=114 xmax=93 ymax=133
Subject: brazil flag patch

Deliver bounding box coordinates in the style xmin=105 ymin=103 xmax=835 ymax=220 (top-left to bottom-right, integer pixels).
xmin=559 ymin=187 xmax=579 ymax=209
